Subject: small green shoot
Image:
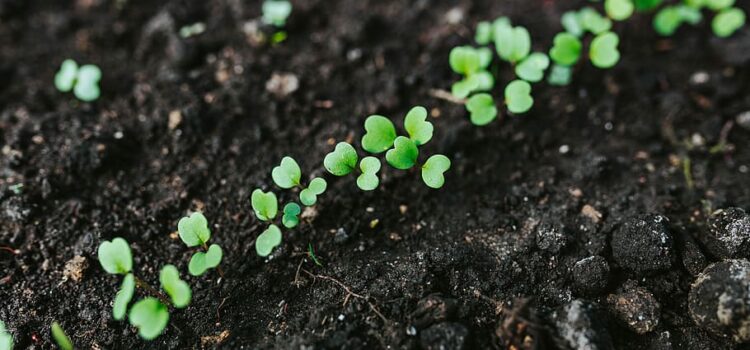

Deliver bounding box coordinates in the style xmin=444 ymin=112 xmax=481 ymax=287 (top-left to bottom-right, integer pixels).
xmin=262 ymin=0 xmax=292 ymax=27
xmin=282 ymin=203 xmax=301 ymax=228
xmin=589 ymin=32 xmax=620 ymax=68
xmin=653 ymin=5 xmax=702 ymax=35
xmin=357 ymin=157 xmax=381 ymax=191
xmin=54 ymin=59 xmax=101 ymax=102
xmin=475 ymin=21 xmax=493 ymax=44
xmin=515 ymin=53 xmax=550 ymax=82
xmin=713 ymin=8 xmax=746 ymax=37
xmin=188 ymin=244 xmax=223 ymax=276
xmin=403 ymin=106 xmax=433 ymax=146
xmin=504 ymin=80 xmax=534 ymax=114
xmin=549 ymin=33 xmax=582 ymax=66
xmin=256 ymin=224 xmax=282 ymax=257
xmin=113 ymin=273 xmax=135 ymax=320
xmin=704 ymin=0 xmax=735 ymax=11
xmin=51 ymin=322 xmax=73 ymax=350
xmin=128 ymin=298 xmax=169 ymax=340
xmin=324 ymin=142 xmax=358 ymax=176
xmin=421 ymin=155 xmax=451 ymax=189
xmin=0 ymin=321 xmax=12 ymax=350
xmin=159 ymin=265 xmax=192 ymax=308
xmin=251 ymin=189 xmax=278 ymax=221
xmin=562 ymin=11 xmax=585 ymax=37
xmin=299 ymin=177 xmax=327 ymax=206
xmin=361 ymin=115 xmax=397 ymax=153
xmin=308 ymin=243 xmax=323 ymax=266
xmin=449 ymin=46 xmax=493 ymax=98
xmin=548 ymin=64 xmax=573 ymax=86
xmin=466 ymin=93 xmax=497 ymax=126
xmin=494 ymin=22 xmax=531 ymax=63
xmin=98 ymin=238 xmax=133 ymax=275
xmin=579 ymin=7 xmax=613 ymax=34
xmin=605 ymin=0 xmax=634 ymax=20
xmin=272 ymin=157 xmax=302 ymax=189
xmin=179 ymin=22 xmax=206 ymax=38
xmin=385 ymin=137 xmax=419 ymax=170
xmin=177 ymin=212 xmax=210 ymax=247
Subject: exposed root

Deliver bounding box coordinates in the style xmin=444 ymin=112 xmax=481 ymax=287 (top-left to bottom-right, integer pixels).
xmin=301 ymin=268 xmax=388 ymax=323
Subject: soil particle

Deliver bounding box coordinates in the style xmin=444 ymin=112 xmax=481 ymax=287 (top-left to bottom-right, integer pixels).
xmin=681 ymin=239 xmax=709 ymax=276
xmin=410 ymin=294 xmax=458 ymax=329
xmin=702 ymin=207 xmax=750 ymax=259
xmin=611 ymin=214 xmax=674 ymax=274
xmin=419 ymin=322 xmax=469 ymax=350
xmin=572 ymin=255 xmax=610 ymax=295
xmin=62 ymin=255 xmax=88 ymax=283
xmin=553 ymin=299 xmax=614 ymax=350
xmin=688 ymin=259 xmax=750 ymax=343
xmin=535 ymin=221 xmax=568 ymax=253
xmin=606 ymin=281 xmax=661 ymax=334
xmin=265 ymin=72 xmax=300 ymax=99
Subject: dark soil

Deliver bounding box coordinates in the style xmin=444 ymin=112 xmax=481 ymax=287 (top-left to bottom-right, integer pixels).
xmin=2 ymin=0 xmax=750 ymax=349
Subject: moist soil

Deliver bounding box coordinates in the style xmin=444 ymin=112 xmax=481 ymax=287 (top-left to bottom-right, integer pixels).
xmin=1 ymin=0 xmax=750 ymax=349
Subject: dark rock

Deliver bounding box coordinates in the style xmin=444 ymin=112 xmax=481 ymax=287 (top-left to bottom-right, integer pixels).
xmin=612 ymin=214 xmax=674 ymax=274
xmin=607 ymin=282 xmax=661 ymax=334
xmin=682 ymin=239 xmax=708 ymax=276
xmin=411 ymin=294 xmax=458 ymax=329
xmin=536 ymin=222 xmax=568 ymax=253
xmin=702 ymin=208 xmax=750 ymax=259
xmin=572 ymin=256 xmax=610 ymax=295
xmin=689 ymin=259 xmax=750 ymax=343
xmin=553 ymin=299 xmax=614 ymax=350
xmin=419 ymin=322 xmax=469 ymax=350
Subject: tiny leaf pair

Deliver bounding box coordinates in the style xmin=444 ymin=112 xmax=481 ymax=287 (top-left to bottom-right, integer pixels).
xmin=160 ymin=265 xmax=192 ymax=308
xmin=449 ymin=46 xmax=494 ymax=98
xmin=256 ymin=224 xmax=282 ymax=257
xmin=324 ymin=143 xmax=382 ymax=191
xmin=252 ymin=189 xmax=278 ymax=221
xmin=515 ymin=53 xmax=550 ymax=83
xmin=54 ymin=59 xmax=101 ymax=102
xmin=272 ymin=157 xmax=327 ymax=206
xmin=361 ymin=106 xmax=433 ymax=154
xmin=605 ymin=0 xmax=634 ymax=21
xmin=493 ymin=21 xmax=531 ymax=63
xmin=178 ymin=212 xmax=224 ymax=276
xmin=262 ymin=0 xmax=292 ymax=27
xmin=282 ymin=203 xmax=301 ymax=228
xmin=653 ymin=5 xmax=702 ymax=36
xmin=505 ymin=80 xmax=534 ymax=114
xmin=129 ymin=298 xmax=169 ymax=340
xmin=713 ymin=8 xmax=746 ymax=38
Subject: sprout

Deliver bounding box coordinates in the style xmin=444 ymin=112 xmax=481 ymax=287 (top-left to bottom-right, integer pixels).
xmin=562 ymin=11 xmax=585 ymax=37
xmin=449 ymin=46 xmax=494 ymax=98
xmin=548 ymin=64 xmax=573 ymax=86
xmin=713 ymin=8 xmax=746 ymax=37
xmin=403 ymin=106 xmax=433 ymax=146
xmin=466 ymin=93 xmax=498 ymax=126
xmin=323 ymin=142 xmax=358 ymax=176
xmin=515 ymin=52 xmax=550 ymax=82
xmin=504 ymin=80 xmax=534 ymax=114
xmin=494 ymin=22 xmax=531 ymax=63
xmin=159 ymin=265 xmax=192 ymax=308
xmin=421 ymin=155 xmax=451 ymax=189
xmin=605 ymin=0 xmax=635 ymax=21
xmin=113 ymin=273 xmax=135 ymax=320
xmin=589 ymin=32 xmax=620 ymax=68
xmin=385 ymin=137 xmax=419 ymax=170
xmin=262 ymin=0 xmax=292 ymax=27
xmin=128 ymin=298 xmax=169 ymax=340
xmin=256 ymin=224 xmax=282 ymax=257
xmin=251 ymin=189 xmax=278 ymax=221
xmin=475 ymin=21 xmax=493 ymax=44
xmin=361 ymin=115 xmax=397 ymax=154
xmin=299 ymin=177 xmax=327 ymax=206
xmin=271 ymin=157 xmax=302 ymax=189
xmin=178 ymin=212 xmax=223 ymax=276
xmin=357 ymin=157 xmax=381 ymax=191
xmin=0 ymin=321 xmax=12 ymax=350
xmin=282 ymin=203 xmax=301 ymax=228
xmin=579 ymin=7 xmax=613 ymax=34
xmin=188 ymin=244 xmax=223 ymax=276
xmin=97 ymin=238 xmax=132 ymax=275
xmin=653 ymin=5 xmax=702 ymax=36
xmin=51 ymin=322 xmax=73 ymax=350
xmin=179 ymin=22 xmax=206 ymax=38
xmin=54 ymin=59 xmax=101 ymax=102
xmin=705 ymin=0 xmax=735 ymax=11
xmin=549 ymin=33 xmax=582 ymax=66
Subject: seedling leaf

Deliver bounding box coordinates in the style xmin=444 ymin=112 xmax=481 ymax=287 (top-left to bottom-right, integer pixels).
xmin=357 ymin=156 xmax=381 ymax=191
xmin=300 ymin=177 xmax=327 ymax=206
xmin=504 ymin=80 xmax=534 ymax=114
xmin=548 ymin=64 xmax=573 ymax=86
xmin=98 ymin=237 xmax=133 ymax=275
xmin=256 ymin=224 xmax=282 ymax=257
xmin=177 ymin=212 xmax=211 ymax=247
xmin=466 ymin=93 xmax=498 ymax=126
xmin=561 ymin=11 xmax=584 ymax=37
xmin=361 ymin=115 xmax=397 ymax=154
xmin=404 ymin=106 xmax=433 ymax=146
xmin=550 ymin=33 xmax=582 ymax=66
xmin=324 ymin=142 xmax=358 ymax=176
xmin=579 ymin=7 xmax=612 ymax=34
xmin=0 ymin=321 xmax=12 ymax=350
xmin=451 ymin=78 xmax=480 ymax=99
xmin=282 ymin=203 xmax=301 ymax=228
xmin=128 ymin=298 xmax=169 ymax=340
xmin=706 ymin=0 xmax=735 ymax=11
xmin=262 ymin=0 xmax=292 ymax=27
xmin=251 ymin=189 xmax=278 ymax=221
xmin=188 ymin=245 xmax=223 ymax=276
xmin=51 ymin=322 xmax=73 ymax=350
xmin=159 ymin=265 xmax=192 ymax=308
xmin=385 ymin=136 xmax=419 ymax=170
xmin=653 ymin=5 xmax=701 ymax=35
xmin=113 ymin=273 xmax=135 ymax=320
xmin=515 ymin=52 xmax=550 ymax=82
xmin=74 ymin=65 xmax=102 ymax=102
xmin=421 ymin=155 xmax=451 ymax=189
xmin=589 ymin=32 xmax=620 ymax=68
xmin=475 ymin=21 xmax=493 ymax=44
xmin=494 ymin=24 xmax=531 ymax=63
xmin=713 ymin=8 xmax=746 ymax=37
xmin=54 ymin=59 xmax=78 ymax=92
xmin=272 ymin=156 xmax=302 ymax=188
xmin=605 ymin=0 xmax=634 ymax=21
xmin=449 ymin=46 xmax=481 ymax=75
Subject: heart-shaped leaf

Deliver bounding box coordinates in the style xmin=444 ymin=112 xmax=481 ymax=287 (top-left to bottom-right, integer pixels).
xmin=324 ymin=142 xmax=358 ymax=176
xmin=515 ymin=52 xmax=550 ymax=83
xmin=361 ymin=115 xmax=397 ymax=154
xmin=73 ymin=64 xmax=102 ymax=102
xmin=113 ymin=273 xmax=135 ymax=320
xmin=653 ymin=5 xmax=702 ymax=36
xmin=589 ymin=32 xmax=620 ymax=68
xmin=188 ymin=244 xmax=223 ymax=276
xmin=466 ymin=93 xmax=498 ymax=126
xmin=272 ymin=156 xmax=302 ymax=188
xmin=504 ymin=80 xmax=534 ymax=114
xmin=159 ymin=265 xmax=192 ymax=308
xmin=404 ymin=106 xmax=433 ymax=146
xmin=98 ymin=237 xmax=133 ymax=275
xmin=300 ymin=177 xmax=327 ymax=206
xmin=178 ymin=212 xmax=211 ymax=247
xmin=473 ymin=71 xmax=495 ymax=91
xmin=251 ymin=189 xmax=278 ymax=221
xmin=494 ymin=24 xmax=531 ymax=63
xmin=204 ymin=244 xmax=223 ymax=268
xmin=282 ymin=202 xmax=301 ymax=228
xmin=713 ymin=8 xmax=746 ymax=38
xmin=561 ymin=11 xmax=584 ymax=37
xmin=549 ymin=33 xmax=582 ymax=66
xmin=54 ymin=59 xmax=78 ymax=92
xmin=449 ymin=46 xmax=481 ymax=75
xmin=128 ymin=298 xmax=169 ymax=340
xmin=422 ymin=155 xmax=451 ymax=189
xmin=579 ymin=7 xmax=612 ymax=34
xmin=262 ymin=0 xmax=293 ymax=27
xmin=477 ymin=47 xmax=493 ymax=69
xmin=385 ymin=136 xmax=419 ymax=170
xmin=605 ymin=0 xmax=634 ymax=21
xmin=548 ymin=64 xmax=573 ymax=86
xmin=451 ymin=77 xmax=480 ymax=99
xmin=256 ymin=224 xmax=282 ymax=257
xmin=357 ymin=156 xmax=381 ymax=191
xmin=475 ymin=21 xmax=493 ymax=45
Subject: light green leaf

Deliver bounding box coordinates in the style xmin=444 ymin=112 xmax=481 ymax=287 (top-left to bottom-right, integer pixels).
xmin=495 ymin=24 xmax=531 ymax=63
xmin=385 ymin=136 xmax=419 ymax=170
xmin=472 ymin=71 xmax=495 ymax=91
xmin=361 ymin=115 xmax=397 ymax=154
xmin=421 ymin=155 xmax=451 ymax=189
xmin=188 ymin=244 xmax=223 ymax=276
xmin=404 ymin=106 xmax=433 ymax=146
xmin=451 ymin=78 xmax=480 ymax=99
xmin=282 ymin=203 xmax=301 ymax=228
xmin=449 ymin=46 xmax=481 ymax=75
xmin=54 ymin=59 xmax=78 ymax=92
xmin=561 ymin=11 xmax=584 ymax=37
xmin=605 ymin=0 xmax=634 ymax=21
xmin=549 ymin=33 xmax=582 ymax=66
xmin=159 ymin=265 xmax=192 ymax=308
xmin=579 ymin=7 xmax=613 ymax=34
xmin=323 ymin=142 xmax=358 ymax=176
xmin=262 ymin=0 xmax=292 ymax=27
xmin=0 ymin=321 xmax=12 ymax=350
xmin=505 ymin=80 xmax=534 ymax=114
xmin=204 ymin=244 xmax=223 ymax=268
xmin=515 ymin=52 xmax=550 ymax=82
xmin=128 ymin=298 xmax=169 ymax=340
xmin=477 ymin=47 xmax=493 ymax=69
xmin=98 ymin=237 xmax=133 ymax=275
xmin=177 ymin=212 xmax=211 ymax=247
xmin=357 ymin=156 xmax=381 ymax=191
xmin=272 ymin=156 xmax=302 ymax=189
xmin=51 ymin=322 xmax=73 ymax=350
xmin=251 ymin=189 xmax=278 ymax=221
xmin=589 ymin=32 xmax=620 ymax=68
xmin=466 ymin=93 xmax=498 ymax=126
xmin=713 ymin=8 xmax=745 ymax=38
xmin=113 ymin=273 xmax=135 ymax=320
xmin=256 ymin=224 xmax=282 ymax=257
xmin=300 ymin=177 xmax=327 ymax=206
xmin=706 ymin=0 xmax=734 ymax=11
xmin=475 ymin=21 xmax=493 ymax=44
xmin=548 ymin=64 xmax=573 ymax=86
xmin=73 ymin=65 xmax=102 ymax=102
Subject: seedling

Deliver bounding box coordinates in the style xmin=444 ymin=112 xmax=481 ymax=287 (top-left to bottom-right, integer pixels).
xmin=605 ymin=0 xmax=635 ymax=20
xmin=548 ymin=64 xmax=573 ymax=86
xmin=323 ymin=142 xmax=358 ymax=176
xmin=0 ymin=321 xmax=12 ymax=350
xmin=252 ymin=189 xmax=278 ymax=221
xmin=549 ymin=33 xmax=582 ymax=66
xmin=51 ymin=322 xmax=73 ymax=350
xmin=54 ymin=59 xmax=101 ymax=102
xmin=713 ymin=8 xmax=746 ymax=37
xmin=421 ymin=155 xmax=452 ymax=189
xmin=256 ymin=224 xmax=282 ymax=256
xmin=282 ymin=203 xmax=301 ymax=228
xmin=250 ymin=189 xmax=287 ymax=256
xmin=160 ymin=265 xmax=192 ymax=308
xmin=494 ymin=21 xmax=531 ymax=63
xmin=589 ymin=32 xmax=620 ymax=68
xmin=178 ymin=212 xmax=223 ymax=276
xmin=357 ymin=157 xmax=381 ymax=191
xmin=653 ymin=5 xmax=702 ymax=35
xmin=272 ymin=157 xmax=327 ymax=206
xmin=466 ymin=93 xmax=498 ymax=126
xmin=128 ymin=298 xmax=169 ymax=340
xmin=262 ymin=0 xmax=292 ymax=27
xmin=449 ymin=46 xmax=494 ymax=98
xmin=179 ymin=22 xmax=206 ymax=38
xmin=504 ymin=80 xmax=534 ymax=114
xmin=515 ymin=53 xmax=550 ymax=83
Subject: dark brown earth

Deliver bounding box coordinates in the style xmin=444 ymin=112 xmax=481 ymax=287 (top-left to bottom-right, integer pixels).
xmin=1 ymin=0 xmax=750 ymax=349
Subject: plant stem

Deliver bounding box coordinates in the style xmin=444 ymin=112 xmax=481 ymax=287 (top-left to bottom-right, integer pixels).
xmin=133 ymin=275 xmax=171 ymax=305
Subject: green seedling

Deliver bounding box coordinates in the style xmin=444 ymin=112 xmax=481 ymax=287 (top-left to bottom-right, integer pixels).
xmin=357 ymin=157 xmax=381 ymax=191
xmin=54 ymin=59 xmax=101 ymax=102
xmin=113 ymin=273 xmax=135 ymax=320
xmin=404 ymin=106 xmax=434 ymax=146
xmin=300 ymin=178 xmax=327 ymax=206
xmin=421 ymin=155 xmax=452 ymax=189
xmin=386 ymin=137 xmax=419 ymax=170
xmin=449 ymin=46 xmax=494 ymax=98
xmin=515 ymin=53 xmax=550 ymax=82
xmin=308 ymin=243 xmax=324 ymax=266
xmin=178 ymin=212 xmax=223 ymax=276
xmin=562 ymin=11 xmax=585 ymax=37
xmin=324 ymin=142 xmax=358 ymax=176
xmin=703 ymin=0 xmax=735 ymax=11
xmin=51 ymin=322 xmax=73 ymax=350
xmin=262 ymin=0 xmax=292 ymax=27
xmin=549 ymin=33 xmax=582 ymax=66
xmin=653 ymin=5 xmax=702 ymax=35
xmin=504 ymin=80 xmax=534 ymax=114
xmin=159 ymin=265 xmax=192 ymax=308
xmin=252 ymin=189 xmax=278 ymax=221
xmin=579 ymin=7 xmax=613 ymax=34
xmin=98 ymin=237 xmax=132 ymax=275
xmin=713 ymin=8 xmax=746 ymax=37
xmin=475 ymin=21 xmax=493 ymax=44
xmin=282 ymin=203 xmax=301 ymax=228
xmin=128 ymin=298 xmax=169 ymax=340
xmin=0 ymin=321 xmax=12 ymax=350
xmin=466 ymin=93 xmax=498 ymax=126
xmin=179 ymin=22 xmax=206 ymax=38
xmin=494 ymin=21 xmax=531 ymax=63
xmin=589 ymin=32 xmax=620 ymax=68
xmin=605 ymin=0 xmax=635 ymax=20
xmin=272 ymin=157 xmax=327 ymax=205
xmin=361 ymin=115 xmax=397 ymax=153
xmin=548 ymin=64 xmax=573 ymax=86
xmin=256 ymin=224 xmax=282 ymax=257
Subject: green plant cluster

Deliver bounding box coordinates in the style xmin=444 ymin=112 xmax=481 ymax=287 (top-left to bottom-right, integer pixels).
xmin=262 ymin=0 xmax=292 ymax=43
xmin=650 ymin=0 xmax=746 ymax=37
xmin=54 ymin=59 xmax=101 ymax=102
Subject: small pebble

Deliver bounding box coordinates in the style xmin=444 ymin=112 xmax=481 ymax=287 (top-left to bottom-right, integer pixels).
xmin=612 ymin=214 xmax=674 ymax=274
xmin=607 ymin=282 xmax=661 ymax=334
xmin=702 ymin=208 xmax=750 ymax=259
xmin=572 ymin=256 xmax=610 ymax=295
xmin=737 ymin=111 xmax=750 ymax=131
xmin=689 ymin=259 xmax=750 ymax=343
xmin=265 ymin=72 xmax=299 ymax=98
